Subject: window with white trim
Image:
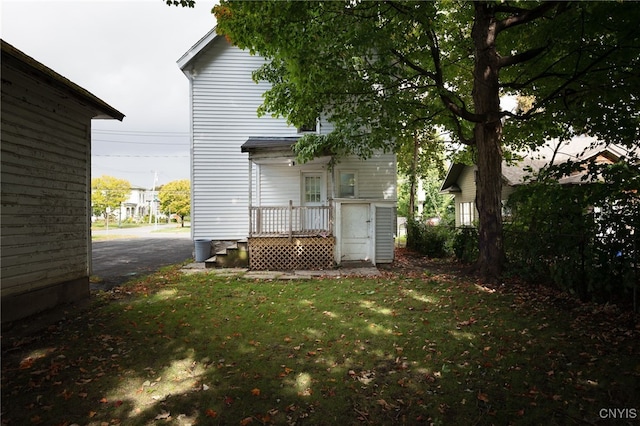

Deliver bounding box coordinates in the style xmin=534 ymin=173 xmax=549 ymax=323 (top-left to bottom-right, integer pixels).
xmin=460 ymin=202 xmax=475 ymax=226
xmin=304 ymin=175 xmax=322 ymax=203
xmin=338 ymin=171 xmax=357 ymax=198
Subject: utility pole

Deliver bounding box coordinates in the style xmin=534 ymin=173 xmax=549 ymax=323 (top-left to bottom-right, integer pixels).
xmin=149 ymin=171 xmax=158 ymax=225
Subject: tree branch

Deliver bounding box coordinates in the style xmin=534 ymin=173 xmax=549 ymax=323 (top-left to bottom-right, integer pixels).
xmin=495 ymin=2 xmax=563 ymax=34
xmin=389 ymin=49 xmax=437 ymax=80
xmin=498 ymin=44 xmax=548 ymax=68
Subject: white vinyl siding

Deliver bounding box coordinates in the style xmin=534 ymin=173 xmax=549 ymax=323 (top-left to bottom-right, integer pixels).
xmin=375 ymin=206 xmax=395 ymax=263
xmin=334 ymin=152 xmax=396 ymax=200
xmin=183 ymin=35 xmax=396 ymax=259
xmin=1 ymin=63 xmax=92 ymax=299
xmin=256 ymin=164 xmax=302 ymax=206
xmin=188 ymin=39 xmax=300 ymax=240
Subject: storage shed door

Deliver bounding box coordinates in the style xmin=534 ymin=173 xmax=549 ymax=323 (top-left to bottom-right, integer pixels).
xmin=341 ymin=203 xmax=370 ymax=261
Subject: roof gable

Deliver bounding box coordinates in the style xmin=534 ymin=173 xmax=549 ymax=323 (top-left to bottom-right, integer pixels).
xmin=1 ymin=40 xmax=124 ymax=121
xmin=177 ymin=27 xmax=220 ymax=72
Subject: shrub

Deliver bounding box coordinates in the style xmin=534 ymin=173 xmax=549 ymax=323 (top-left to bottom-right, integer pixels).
xmin=451 ymin=226 xmax=478 ymax=263
xmin=504 ymin=159 xmax=639 ymax=305
xmin=406 ymin=219 xmax=452 ymax=258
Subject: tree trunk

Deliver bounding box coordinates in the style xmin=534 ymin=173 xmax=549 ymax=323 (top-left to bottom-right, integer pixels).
xmin=472 ymin=3 xmax=505 ymax=280
xmin=408 ymin=132 xmax=420 ymax=219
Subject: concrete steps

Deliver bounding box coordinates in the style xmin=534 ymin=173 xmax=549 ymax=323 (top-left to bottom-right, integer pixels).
xmin=205 ymin=240 xmax=249 ymax=268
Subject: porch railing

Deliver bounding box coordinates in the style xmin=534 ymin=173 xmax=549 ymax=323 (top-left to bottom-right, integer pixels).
xmin=249 ymin=200 xmax=332 ymax=239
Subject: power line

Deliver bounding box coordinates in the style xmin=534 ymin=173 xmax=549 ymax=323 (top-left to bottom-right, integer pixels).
xmin=93 ymin=154 xmax=189 ymax=158
xmin=93 ymin=129 xmax=189 ymax=136
xmin=93 ymin=139 xmax=189 ymax=145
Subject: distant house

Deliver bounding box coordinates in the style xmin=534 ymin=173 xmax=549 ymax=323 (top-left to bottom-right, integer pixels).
xmin=178 ymin=29 xmax=396 ymax=269
xmin=119 ymin=185 xmax=150 ymax=222
xmin=440 ymin=138 xmax=633 ymax=227
xmin=1 ymin=40 xmax=124 ymax=324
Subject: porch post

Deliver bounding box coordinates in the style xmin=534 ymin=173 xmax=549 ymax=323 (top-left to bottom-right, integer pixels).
xmin=289 ymin=199 xmax=293 ymax=242
xmin=248 ymin=158 xmax=252 ymax=236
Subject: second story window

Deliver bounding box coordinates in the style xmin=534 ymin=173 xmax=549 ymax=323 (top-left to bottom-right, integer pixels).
xmin=297 ymin=118 xmax=318 ymax=133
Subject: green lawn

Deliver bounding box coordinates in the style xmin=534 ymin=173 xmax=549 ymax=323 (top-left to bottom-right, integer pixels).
xmin=2 ymin=258 xmax=638 ymax=425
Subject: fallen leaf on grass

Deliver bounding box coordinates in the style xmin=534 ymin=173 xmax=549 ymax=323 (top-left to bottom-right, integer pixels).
xmin=251 ymin=388 xmax=261 ymax=396
xmin=20 ymin=358 xmax=35 ymax=370
xmin=205 ymin=409 xmax=217 ymax=418
xmin=477 ymin=392 xmax=490 ymax=403
xmin=457 ymin=317 xmax=477 ymax=327
xmin=240 ymin=417 xmax=254 ymax=425
xmin=154 ymin=410 xmax=170 ymax=420
xmin=377 ymin=399 xmax=397 ymax=410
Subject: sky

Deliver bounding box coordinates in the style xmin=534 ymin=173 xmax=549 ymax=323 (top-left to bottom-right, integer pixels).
xmin=1 ymin=0 xmax=218 ymax=187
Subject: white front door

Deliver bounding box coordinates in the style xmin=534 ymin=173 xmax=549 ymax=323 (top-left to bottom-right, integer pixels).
xmin=341 ymin=203 xmax=370 ymax=261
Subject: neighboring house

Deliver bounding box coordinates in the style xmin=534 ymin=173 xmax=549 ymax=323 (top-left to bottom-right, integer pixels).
xmin=1 ymin=40 xmax=124 ymax=324
xmin=119 ymin=185 xmax=150 ymax=222
xmin=178 ymin=29 xmax=397 ymax=269
xmin=440 ymin=137 xmax=633 ymax=227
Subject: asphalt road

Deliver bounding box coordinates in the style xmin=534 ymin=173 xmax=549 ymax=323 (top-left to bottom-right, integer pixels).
xmin=91 ymin=225 xmax=194 ymax=291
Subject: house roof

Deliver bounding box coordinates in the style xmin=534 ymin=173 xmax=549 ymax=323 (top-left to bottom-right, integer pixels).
xmin=177 ymin=27 xmax=219 ymax=71
xmin=240 ymin=136 xmax=301 ymax=153
xmin=440 ymin=163 xmax=465 ymax=193
xmin=440 ymin=138 xmax=637 ymax=193
xmin=1 ymin=40 xmax=124 ymax=121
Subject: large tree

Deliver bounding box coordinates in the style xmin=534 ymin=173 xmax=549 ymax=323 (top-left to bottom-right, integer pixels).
xmin=201 ymin=1 xmax=639 ymax=280
xmin=158 ymin=179 xmax=191 ymax=227
xmin=91 ymin=175 xmax=131 ymax=219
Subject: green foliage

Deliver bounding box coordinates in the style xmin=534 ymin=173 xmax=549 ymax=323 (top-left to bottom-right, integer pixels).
xmin=406 ymin=220 xmax=451 ymax=258
xmin=158 ymin=179 xmax=191 ymax=223
xmin=452 ymin=227 xmax=479 ymax=264
xmin=91 ymin=175 xmax=131 ymax=216
xmin=211 ymin=0 xmax=640 ymax=279
xmin=505 ymin=156 xmax=640 ymax=302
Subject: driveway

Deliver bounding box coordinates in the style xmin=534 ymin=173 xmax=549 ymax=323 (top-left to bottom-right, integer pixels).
xmin=91 ymin=224 xmax=194 ymax=291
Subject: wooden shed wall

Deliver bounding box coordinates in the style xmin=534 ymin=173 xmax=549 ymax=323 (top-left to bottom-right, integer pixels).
xmin=1 ymin=62 xmax=92 ymax=321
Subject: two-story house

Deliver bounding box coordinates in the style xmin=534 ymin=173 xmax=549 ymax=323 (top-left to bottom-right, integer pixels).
xmin=178 ymin=29 xmax=397 ymax=270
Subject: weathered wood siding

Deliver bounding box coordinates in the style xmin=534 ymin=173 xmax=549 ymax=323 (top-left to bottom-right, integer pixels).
xmin=187 ymin=39 xmax=300 ymax=240
xmin=1 ymin=61 xmax=93 ymax=315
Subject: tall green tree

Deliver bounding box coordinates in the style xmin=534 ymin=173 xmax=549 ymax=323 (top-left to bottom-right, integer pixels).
xmin=91 ymin=175 xmax=130 ymax=219
xmin=396 ymin=129 xmax=446 ymax=220
xmin=174 ymin=1 xmax=640 ymax=280
xmin=158 ymin=179 xmax=191 ymax=227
